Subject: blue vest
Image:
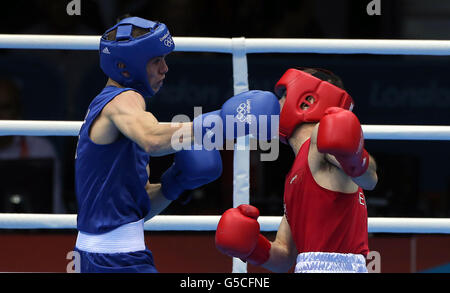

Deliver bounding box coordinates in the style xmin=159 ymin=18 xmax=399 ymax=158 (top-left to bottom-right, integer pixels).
xmin=75 ymin=86 xmax=151 ymax=234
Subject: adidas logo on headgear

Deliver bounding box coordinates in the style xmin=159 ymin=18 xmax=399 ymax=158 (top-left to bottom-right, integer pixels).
xmin=102 ymin=47 xmax=111 ymax=54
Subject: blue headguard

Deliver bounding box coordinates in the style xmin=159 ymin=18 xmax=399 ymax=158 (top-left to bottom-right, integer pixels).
xmin=99 ymin=17 xmax=175 ymax=97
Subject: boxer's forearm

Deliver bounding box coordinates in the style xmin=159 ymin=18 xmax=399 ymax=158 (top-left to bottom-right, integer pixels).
xmin=261 ymin=243 xmax=297 ymax=273
xmin=261 ymin=216 xmax=297 ymax=272
xmin=144 ymin=183 xmax=172 ymax=221
xmin=138 ymin=121 xmax=193 ymax=157
xmin=325 ymin=152 xmax=377 ymax=190
xmin=105 ymin=91 xmax=194 ymax=156
xmin=351 ymin=154 xmax=378 ymax=190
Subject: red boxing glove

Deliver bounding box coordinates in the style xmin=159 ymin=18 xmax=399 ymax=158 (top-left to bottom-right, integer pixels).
xmin=317 ymin=107 xmax=370 ymax=177
xmin=215 ymin=204 xmax=271 ymax=266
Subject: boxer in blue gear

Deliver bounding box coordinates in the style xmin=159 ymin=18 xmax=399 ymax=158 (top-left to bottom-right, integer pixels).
xmin=74 ymin=16 xmax=279 ymax=273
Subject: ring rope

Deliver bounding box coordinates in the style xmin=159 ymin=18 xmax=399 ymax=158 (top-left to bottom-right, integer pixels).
xmin=1 ymin=120 xmax=450 ymax=140
xmin=2 ymin=35 xmax=450 ymax=55
xmin=0 ymin=214 xmax=449 ymax=234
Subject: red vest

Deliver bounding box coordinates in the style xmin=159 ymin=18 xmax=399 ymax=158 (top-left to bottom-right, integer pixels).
xmin=283 ymin=139 xmax=369 ymax=256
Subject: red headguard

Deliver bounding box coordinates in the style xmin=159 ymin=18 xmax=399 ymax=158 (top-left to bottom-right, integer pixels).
xmin=274 ymin=68 xmax=354 ymax=144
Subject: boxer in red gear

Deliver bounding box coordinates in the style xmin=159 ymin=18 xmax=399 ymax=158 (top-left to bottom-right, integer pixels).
xmin=215 ymin=68 xmax=378 ymax=273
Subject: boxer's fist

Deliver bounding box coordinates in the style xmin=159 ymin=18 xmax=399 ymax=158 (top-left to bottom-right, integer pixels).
xmin=317 ymin=107 xmax=369 ymax=177
xmin=193 ymin=90 xmax=280 ymax=144
xmin=161 ymin=147 xmax=222 ymax=200
xmin=221 ymin=90 xmax=280 ymax=141
xmin=215 ymin=204 xmax=271 ymax=266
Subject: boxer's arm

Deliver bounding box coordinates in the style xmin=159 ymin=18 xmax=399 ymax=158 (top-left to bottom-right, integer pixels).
xmin=350 ymin=154 xmax=378 ymax=190
xmin=104 ymin=90 xmax=193 ymax=156
xmin=323 ymin=150 xmax=377 ymax=190
xmin=310 ymin=121 xmax=378 ymax=191
xmin=262 ymin=216 xmax=297 ymax=273
xmin=144 ymin=182 xmax=171 ymax=221
xmin=309 ymin=123 xmax=340 ymax=171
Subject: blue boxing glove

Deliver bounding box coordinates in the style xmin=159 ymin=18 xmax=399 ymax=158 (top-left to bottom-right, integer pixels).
xmin=161 ymin=148 xmax=223 ymax=200
xmin=193 ymin=90 xmax=280 ymax=145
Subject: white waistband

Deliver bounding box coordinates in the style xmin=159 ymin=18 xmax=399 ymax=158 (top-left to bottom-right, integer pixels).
xmin=295 ymin=252 xmax=368 ymax=273
xmin=76 ymin=219 xmax=145 ymax=254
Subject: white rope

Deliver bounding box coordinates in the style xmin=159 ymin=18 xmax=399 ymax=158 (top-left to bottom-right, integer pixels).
xmin=0 ymin=34 xmax=100 ymax=50
xmin=361 ymin=125 xmax=450 ymax=141
xmin=368 ymin=217 xmax=450 ymax=234
xmin=2 ymin=35 xmax=450 ymax=55
xmin=244 ymin=38 xmax=450 ymax=55
xmin=0 ymin=35 xmax=233 ymax=52
xmin=0 ymin=214 xmax=449 ymax=234
xmin=1 ymin=120 xmax=450 ymax=140
xmin=0 ymin=120 xmax=82 ymax=136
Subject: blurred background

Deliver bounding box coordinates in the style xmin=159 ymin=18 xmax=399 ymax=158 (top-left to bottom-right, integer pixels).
xmin=0 ymin=0 xmax=449 ymax=273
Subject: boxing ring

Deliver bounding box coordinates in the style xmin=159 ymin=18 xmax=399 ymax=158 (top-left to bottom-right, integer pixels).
xmin=1 ymin=35 xmax=450 ymax=273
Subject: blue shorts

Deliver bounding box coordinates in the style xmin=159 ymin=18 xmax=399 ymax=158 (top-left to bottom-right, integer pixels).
xmin=74 ymin=247 xmax=158 ymax=273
